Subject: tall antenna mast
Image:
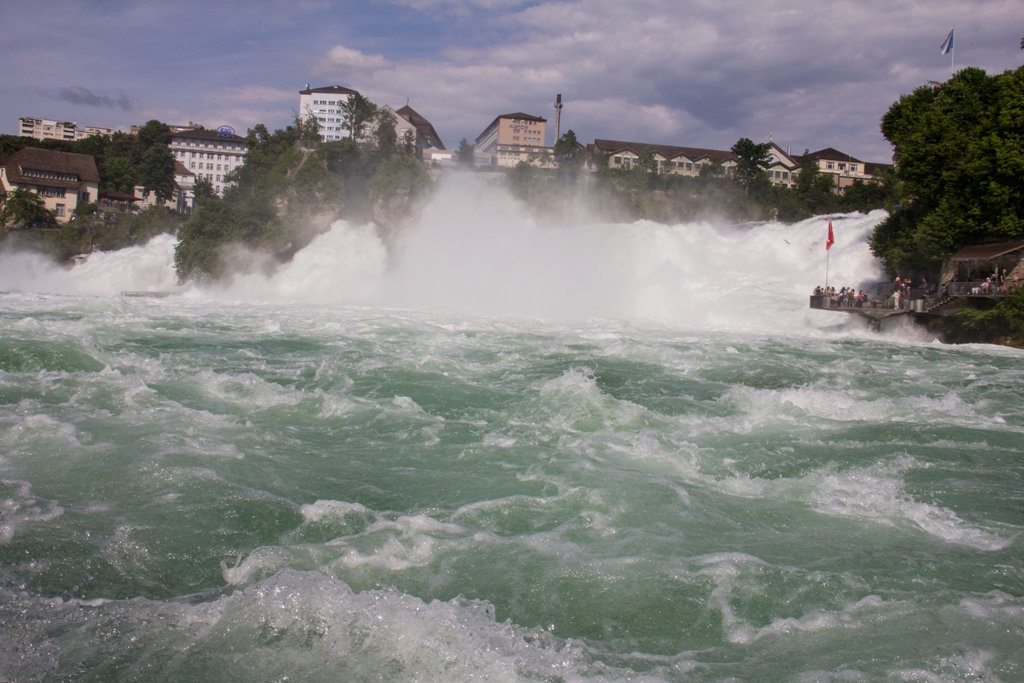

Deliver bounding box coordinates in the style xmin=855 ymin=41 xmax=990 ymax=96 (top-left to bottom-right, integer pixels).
xmin=553 ymin=94 xmax=563 ymax=143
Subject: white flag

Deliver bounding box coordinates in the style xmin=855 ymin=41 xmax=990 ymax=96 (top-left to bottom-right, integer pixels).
xmin=940 ymin=28 xmax=954 ymax=55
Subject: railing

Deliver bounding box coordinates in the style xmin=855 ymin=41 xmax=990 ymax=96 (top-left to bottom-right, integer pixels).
xmin=810 ymin=295 xmax=892 ymax=310
xmin=944 ymin=281 xmax=1007 ymax=296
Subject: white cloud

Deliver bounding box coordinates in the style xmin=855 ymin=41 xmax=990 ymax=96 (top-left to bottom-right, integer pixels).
xmin=351 ymin=0 xmax=1022 ymax=160
xmin=314 ymin=45 xmax=394 ymax=74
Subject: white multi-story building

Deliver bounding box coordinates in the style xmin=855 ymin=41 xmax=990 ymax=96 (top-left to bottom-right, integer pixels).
xmin=299 ymin=85 xmax=359 ymax=142
xmin=167 ymin=126 xmax=248 ymax=206
xmin=18 ymin=117 xmax=116 ymax=142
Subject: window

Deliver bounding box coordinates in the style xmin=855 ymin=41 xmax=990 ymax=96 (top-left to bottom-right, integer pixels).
xmin=838 ymin=162 xmax=846 ymax=171
xmin=55 ymin=204 xmax=65 ymax=216
xmin=774 ymin=171 xmax=781 ymax=179
xmin=80 ymin=191 xmax=89 ymax=202
xmin=217 ymin=165 xmax=221 ymax=171
xmin=782 ymin=172 xmax=789 ymax=179
xmin=826 ymin=162 xmax=835 ymax=170
xmin=190 ymin=163 xmax=195 ymax=169
xmin=38 ymin=186 xmax=65 ymax=197
xmin=850 ymin=164 xmax=858 ymax=172
xmin=686 ymin=162 xmax=693 ymax=171
xmin=694 ymin=162 xmax=702 ymax=170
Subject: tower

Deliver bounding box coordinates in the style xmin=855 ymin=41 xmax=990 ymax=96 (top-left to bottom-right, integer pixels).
xmin=553 ymin=94 xmax=563 ymax=144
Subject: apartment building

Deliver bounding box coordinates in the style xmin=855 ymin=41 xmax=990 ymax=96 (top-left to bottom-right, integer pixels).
xmin=0 ymin=147 xmax=100 ymax=223
xmin=18 ymin=117 xmax=116 ymax=142
xmin=299 ymin=85 xmax=359 ymax=142
xmin=475 ymin=113 xmax=552 ymax=167
xmin=168 ymin=127 xmax=248 ymax=206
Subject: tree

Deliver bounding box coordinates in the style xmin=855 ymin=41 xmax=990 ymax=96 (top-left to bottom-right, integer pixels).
xmin=553 ymin=129 xmax=584 ymax=177
xmin=135 ymin=120 xmax=171 ymax=149
xmin=730 ymin=138 xmax=771 ymax=194
xmin=138 ymin=145 xmax=176 ymax=202
xmin=456 ymin=138 xmax=475 ymax=167
xmin=871 ymin=65 xmax=1024 ymax=273
xmin=298 ymin=108 xmax=322 ymax=147
xmin=698 ymin=160 xmax=725 ymax=177
xmin=400 ymin=129 xmax=417 ymax=158
xmin=101 ymin=156 xmax=137 ymax=194
xmin=793 ymin=151 xmax=838 ymax=215
xmin=371 ymin=108 xmax=398 ymax=162
xmin=0 ymin=188 xmax=55 ymax=231
xmin=340 ymin=94 xmax=379 ymax=141
xmin=368 ymin=156 xmax=432 ymax=231
xmin=637 ymin=148 xmax=658 ymax=173
xmin=192 ymin=176 xmax=217 ymax=201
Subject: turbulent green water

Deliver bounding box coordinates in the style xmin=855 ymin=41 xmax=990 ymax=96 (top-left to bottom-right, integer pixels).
xmin=1 ymin=206 xmax=1023 ymax=682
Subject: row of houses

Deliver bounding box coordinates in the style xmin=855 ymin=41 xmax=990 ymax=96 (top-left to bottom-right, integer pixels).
xmin=6 ymin=84 xmax=890 ymax=224
xmin=466 ymin=109 xmax=890 ymax=190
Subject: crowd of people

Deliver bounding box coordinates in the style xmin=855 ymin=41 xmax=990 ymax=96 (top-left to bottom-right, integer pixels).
xmin=814 ymin=270 xmax=1019 ymax=312
xmin=812 ymin=286 xmax=870 ymax=308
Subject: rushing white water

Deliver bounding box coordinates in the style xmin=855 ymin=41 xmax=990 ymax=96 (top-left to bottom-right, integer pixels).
xmin=1 ymin=179 xmax=886 ymax=332
xmin=1 ymin=182 xmax=1021 ymax=682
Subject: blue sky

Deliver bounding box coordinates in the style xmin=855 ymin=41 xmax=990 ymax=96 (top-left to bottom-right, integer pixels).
xmin=2 ymin=0 xmax=1022 ymax=162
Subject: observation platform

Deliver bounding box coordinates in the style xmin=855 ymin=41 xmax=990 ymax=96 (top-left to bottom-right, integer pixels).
xmin=810 ymin=281 xmax=1009 ymax=332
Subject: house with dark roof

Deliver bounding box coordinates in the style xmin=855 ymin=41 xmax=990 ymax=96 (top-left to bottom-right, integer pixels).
xmin=475 ymin=112 xmax=553 ymax=167
xmin=393 ymin=104 xmax=445 ymax=151
xmin=942 ymin=240 xmax=1024 ymax=290
xmin=0 ymin=147 xmax=100 ymax=223
xmin=796 ymin=148 xmax=892 ymax=193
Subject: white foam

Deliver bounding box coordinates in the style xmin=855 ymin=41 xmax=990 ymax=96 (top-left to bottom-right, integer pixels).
xmin=0 ymin=234 xmax=182 ymax=296
xmin=0 ymin=479 xmax=64 ymax=545
xmin=717 ymin=456 xmax=1013 ymax=551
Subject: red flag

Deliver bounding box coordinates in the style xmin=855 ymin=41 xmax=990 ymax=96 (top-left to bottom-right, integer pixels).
xmin=826 ymin=220 xmax=835 ymax=251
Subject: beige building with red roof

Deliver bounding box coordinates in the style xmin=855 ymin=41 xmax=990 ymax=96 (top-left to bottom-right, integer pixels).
xmin=0 ymin=147 xmax=100 ymax=223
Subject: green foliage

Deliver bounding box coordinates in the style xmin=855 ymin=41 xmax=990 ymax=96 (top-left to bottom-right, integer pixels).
xmin=368 ymin=156 xmax=432 ymax=230
xmin=297 ymin=109 xmax=321 ymax=147
xmin=293 ymin=148 xmax=345 ymax=204
xmin=872 ymin=64 xmax=1024 ymax=272
xmin=175 ymin=100 xmax=429 ymax=282
xmin=0 ymin=188 xmax=56 ymax=230
xmin=957 ymin=288 xmax=1024 ymax=345
xmin=138 ymin=145 xmax=177 ymax=202
xmin=192 ymin=177 xmax=217 ymax=201
xmin=74 ymin=202 xmax=97 ymax=216
xmin=371 ymin=109 xmax=399 ymax=163
xmin=101 ymin=155 xmax=138 ymax=195
xmin=0 ymin=134 xmax=73 ymax=160
xmin=731 ymin=138 xmax=771 ymax=193
xmin=174 ymin=194 xmax=281 ymax=282
xmin=136 ymin=120 xmax=171 ymax=149
xmin=456 ymin=138 xmax=475 ymax=167
xmin=636 ymin=148 xmax=658 ymax=174
xmin=340 ymin=94 xmax=379 ymax=141
xmin=699 ymin=160 xmax=726 ymax=178
xmin=400 ymin=129 xmax=417 ymax=158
